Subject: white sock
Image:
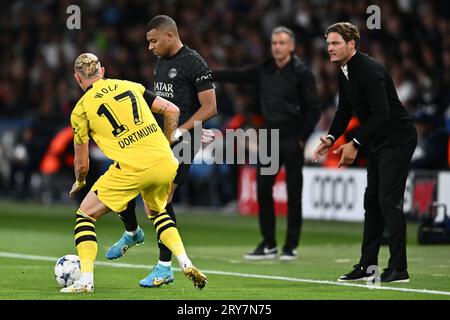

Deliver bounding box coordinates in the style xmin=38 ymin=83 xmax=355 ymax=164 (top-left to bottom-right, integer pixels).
xmin=158 ymin=260 xmax=172 ymax=267
xmin=126 ymin=227 xmax=139 ymax=236
xmin=176 ymin=254 xmax=192 ymax=269
xmin=78 ymin=272 xmax=93 ymax=285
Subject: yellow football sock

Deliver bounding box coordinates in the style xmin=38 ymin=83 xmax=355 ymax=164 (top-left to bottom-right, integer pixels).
xmin=74 ymin=210 xmax=97 ymax=273
xmin=150 ymin=212 xmax=186 ymax=257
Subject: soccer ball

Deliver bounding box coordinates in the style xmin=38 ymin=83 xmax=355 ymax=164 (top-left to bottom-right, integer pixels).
xmin=54 ymin=255 xmax=81 ymax=287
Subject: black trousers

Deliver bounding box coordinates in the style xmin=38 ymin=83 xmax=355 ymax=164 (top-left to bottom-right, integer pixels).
xmin=257 ymin=135 xmax=304 ymax=250
xmin=359 ymin=128 xmax=417 ymax=271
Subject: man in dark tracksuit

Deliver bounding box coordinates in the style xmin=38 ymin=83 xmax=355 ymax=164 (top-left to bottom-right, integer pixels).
xmin=313 ymin=22 xmax=417 ymax=282
xmin=214 ymin=26 xmax=320 ymax=260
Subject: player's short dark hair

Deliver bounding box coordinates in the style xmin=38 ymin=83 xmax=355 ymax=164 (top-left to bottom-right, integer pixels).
xmin=146 ymin=15 xmax=178 ymax=33
xmin=325 ymin=22 xmax=360 ymax=49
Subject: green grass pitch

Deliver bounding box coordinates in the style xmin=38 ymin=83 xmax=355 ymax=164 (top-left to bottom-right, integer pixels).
xmin=0 ymin=201 xmax=449 ymax=300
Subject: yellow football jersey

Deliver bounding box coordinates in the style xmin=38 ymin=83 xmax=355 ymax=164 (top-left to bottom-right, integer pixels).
xmin=71 ymin=78 xmax=174 ymax=171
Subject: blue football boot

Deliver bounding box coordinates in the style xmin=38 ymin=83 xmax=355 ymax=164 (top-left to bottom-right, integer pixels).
xmin=139 ymin=263 xmax=175 ymax=288
xmin=105 ymin=227 xmax=144 ymax=260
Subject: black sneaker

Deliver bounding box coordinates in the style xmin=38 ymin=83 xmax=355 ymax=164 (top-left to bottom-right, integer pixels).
xmin=337 ymin=264 xmax=373 ymax=282
xmin=279 ymin=248 xmax=298 ymax=261
xmin=380 ymin=268 xmax=410 ymax=283
xmin=244 ymin=243 xmax=277 ymax=260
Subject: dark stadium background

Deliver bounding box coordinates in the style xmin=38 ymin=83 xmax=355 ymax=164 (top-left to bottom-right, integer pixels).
xmin=0 ymin=0 xmax=448 ymax=208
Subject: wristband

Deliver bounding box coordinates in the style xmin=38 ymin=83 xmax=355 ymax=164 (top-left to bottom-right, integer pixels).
xmin=75 ymin=180 xmax=86 ymax=188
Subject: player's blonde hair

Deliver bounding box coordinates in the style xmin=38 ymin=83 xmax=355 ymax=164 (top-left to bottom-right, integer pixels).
xmin=74 ymin=53 xmax=101 ymax=79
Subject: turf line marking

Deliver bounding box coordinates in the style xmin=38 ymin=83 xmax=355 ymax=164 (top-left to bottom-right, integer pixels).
xmin=1 ymin=251 xmax=449 ymax=297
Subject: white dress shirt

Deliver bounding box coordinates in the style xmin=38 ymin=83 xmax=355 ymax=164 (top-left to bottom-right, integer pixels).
xmin=340 ymin=51 xmax=357 ymax=81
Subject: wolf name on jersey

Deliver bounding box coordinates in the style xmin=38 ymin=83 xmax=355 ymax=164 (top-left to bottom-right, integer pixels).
xmin=71 ymin=78 xmax=174 ymax=171
xmin=153 ymin=45 xmax=215 ymax=126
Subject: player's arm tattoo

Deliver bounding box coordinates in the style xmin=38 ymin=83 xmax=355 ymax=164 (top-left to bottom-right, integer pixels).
xmin=74 ymin=142 xmax=89 ymax=183
xmin=163 ymin=105 xmax=179 ymax=143
xmin=151 ymin=98 xmax=180 ymax=142
xmin=157 ymin=101 xmax=179 ymax=142
xmin=154 ymin=103 xmax=168 ymax=115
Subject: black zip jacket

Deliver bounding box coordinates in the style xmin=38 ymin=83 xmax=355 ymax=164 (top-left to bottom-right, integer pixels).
xmin=213 ymin=55 xmax=320 ymax=142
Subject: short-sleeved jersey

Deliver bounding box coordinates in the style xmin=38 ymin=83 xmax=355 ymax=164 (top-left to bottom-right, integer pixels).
xmin=71 ymin=78 xmax=174 ymax=171
xmin=153 ymin=45 xmax=215 ymax=126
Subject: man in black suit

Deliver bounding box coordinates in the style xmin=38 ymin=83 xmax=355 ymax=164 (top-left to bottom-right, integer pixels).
xmin=214 ymin=26 xmax=320 ymax=260
xmin=313 ymin=22 xmax=417 ymax=283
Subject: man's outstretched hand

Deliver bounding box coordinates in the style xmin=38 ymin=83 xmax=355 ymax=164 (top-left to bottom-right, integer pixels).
xmin=333 ymin=141 xmax=358 ymax=167
xmin=312 ymin=136 xmax=334 ymax=163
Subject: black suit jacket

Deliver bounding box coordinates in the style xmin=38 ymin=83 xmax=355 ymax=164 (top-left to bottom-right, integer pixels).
xmin=328 ymin=51 xmax=414 ymax=147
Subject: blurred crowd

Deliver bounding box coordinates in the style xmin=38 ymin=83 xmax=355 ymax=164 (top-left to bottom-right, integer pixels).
xmin=0 ymin=0 xmax=449 ymax=205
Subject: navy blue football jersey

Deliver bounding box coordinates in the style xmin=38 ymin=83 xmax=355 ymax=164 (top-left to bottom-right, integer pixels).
xmin=152 ymin=45 xmax=215 ymax=125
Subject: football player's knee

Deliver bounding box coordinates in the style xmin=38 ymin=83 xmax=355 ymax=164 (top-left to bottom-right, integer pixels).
xmin=76 ymin=209 xmax=96 ymax=222
xmin=89 ymin=211 xmax=104 ymax=221
xmin=148 ymin=209 xmax=159 ymax=218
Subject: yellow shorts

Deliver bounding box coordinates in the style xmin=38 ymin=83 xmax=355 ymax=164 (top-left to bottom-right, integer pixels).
xmin=91 ymin=158 xmax=178 ymax=213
